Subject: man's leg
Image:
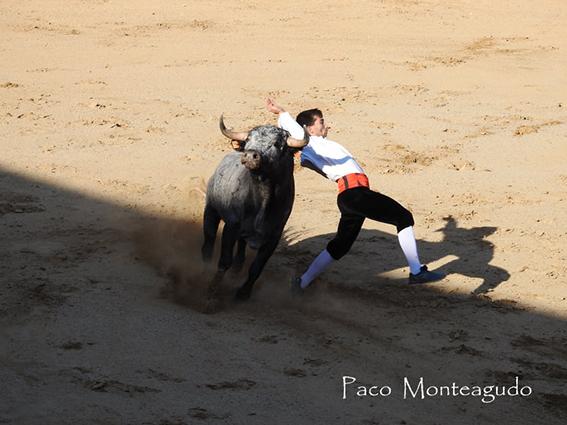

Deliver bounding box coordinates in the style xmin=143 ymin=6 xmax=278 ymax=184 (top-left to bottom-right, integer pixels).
xmin=397 ymin=226 xmax=422 ymax=275
xmin=298 ymin=213 xmax=364 ymax=289
xmin=339 ymin=188 xmax=423 ymax=274
xmin=354 ymin=189 xmax=443 ymax=282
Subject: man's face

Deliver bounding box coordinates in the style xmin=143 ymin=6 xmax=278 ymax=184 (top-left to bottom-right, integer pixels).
xmin=307 ymin=115 xmax=329 ymax=138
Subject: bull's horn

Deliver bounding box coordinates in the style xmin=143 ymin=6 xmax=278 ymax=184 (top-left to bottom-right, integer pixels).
xmin=219 ymin=114 xmax=249 ymax=142
xmin=286 ymin=125 xmax=310 ymax=148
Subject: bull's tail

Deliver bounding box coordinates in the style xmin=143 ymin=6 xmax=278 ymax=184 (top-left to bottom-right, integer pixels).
xmin=191 ymin=187 xmax=207 ymax=199
xmin=189 ymin=177 xmax=207 ymax=200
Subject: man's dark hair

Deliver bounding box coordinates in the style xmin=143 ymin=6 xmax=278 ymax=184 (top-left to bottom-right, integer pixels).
xmin=296 ymin=109 xmax=322 ymax=127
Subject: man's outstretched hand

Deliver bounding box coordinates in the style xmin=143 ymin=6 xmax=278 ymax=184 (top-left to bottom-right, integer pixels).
xmin=266 ymin=98 xmax=285 ymax=114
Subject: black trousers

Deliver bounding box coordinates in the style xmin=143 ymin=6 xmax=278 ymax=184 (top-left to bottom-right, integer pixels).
xmin=326 ymin=187 xmax=414 ymax=260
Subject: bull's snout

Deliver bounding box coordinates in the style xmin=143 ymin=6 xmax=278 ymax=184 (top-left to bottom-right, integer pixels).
xmin=241 ymin=150 xmax=261 ymax=170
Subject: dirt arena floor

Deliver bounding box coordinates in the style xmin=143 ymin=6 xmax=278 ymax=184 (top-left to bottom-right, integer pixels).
xmin=1 ymin=1 xmax=566 ymax=424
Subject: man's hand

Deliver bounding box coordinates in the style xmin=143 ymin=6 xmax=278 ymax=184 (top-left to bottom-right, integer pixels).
xmin=266 ymin=98 xmax=285 ymax=114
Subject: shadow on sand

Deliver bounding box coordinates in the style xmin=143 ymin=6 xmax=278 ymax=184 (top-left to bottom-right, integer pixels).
xmin=1 ymin=166 xmax=566 ymax=425
xmin=279 ymin=214 xmax=510 ymax=295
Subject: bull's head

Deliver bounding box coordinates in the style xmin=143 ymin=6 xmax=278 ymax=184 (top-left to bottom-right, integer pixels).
xmin=220 ymin=115 xmax=308 ymax=172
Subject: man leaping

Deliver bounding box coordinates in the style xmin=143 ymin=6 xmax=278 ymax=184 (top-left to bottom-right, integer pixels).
xmin=264 ymin=98 xmax=445 ymax=293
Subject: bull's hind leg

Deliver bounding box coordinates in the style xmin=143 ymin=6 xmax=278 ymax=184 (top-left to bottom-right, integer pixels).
xmin=235 ymin=237 xmax=279 ymax=300
xmin=218 ymin=223 xmax=240 ymax=272
xmin=202 ymin=204 xmax=220 ymax=263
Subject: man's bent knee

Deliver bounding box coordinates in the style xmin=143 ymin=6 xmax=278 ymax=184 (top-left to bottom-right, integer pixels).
xmin=396 ymin=209 xmax=415 ymax=232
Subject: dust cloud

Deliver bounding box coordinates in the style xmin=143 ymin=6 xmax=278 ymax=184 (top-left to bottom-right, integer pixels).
xmin=132 ymin=185 xmax=221 ymax=312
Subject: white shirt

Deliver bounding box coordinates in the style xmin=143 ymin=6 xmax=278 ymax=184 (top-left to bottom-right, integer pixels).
xmin=278 ymin=112 xmax=365 ymax=182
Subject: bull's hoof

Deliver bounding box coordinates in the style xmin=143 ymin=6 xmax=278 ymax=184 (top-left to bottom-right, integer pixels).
xmin=203 ymin=297 xmax=221 ymax=314
xmin=230 ymin=261 xmax=244 ymax=274
xmin=207 ymin=285 xmax=219 ymax=299
xmin=234 ymin=287 xmax=251 ymax=301
xmin=217 ymin=264 xmax=231 ymax=273
xmin=201 ymin=248 xmax=213 ymax=263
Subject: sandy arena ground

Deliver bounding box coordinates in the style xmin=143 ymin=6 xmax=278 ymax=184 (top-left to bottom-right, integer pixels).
xmin=1 ymin=1 xmax=567 ymax=424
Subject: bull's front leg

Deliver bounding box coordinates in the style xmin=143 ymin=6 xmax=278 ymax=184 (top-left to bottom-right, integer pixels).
xmin=205 ymin=222 xmax=240 ymax=313
xmin=235 ymin=236 xmax=280 ymax=300
xmin=232 ymin=238 xmax=247 ymax=272
xmin=202 ymin=204 xmax=220 ymax=263
xmin=218 ymin=222 xmax=240 ymax=272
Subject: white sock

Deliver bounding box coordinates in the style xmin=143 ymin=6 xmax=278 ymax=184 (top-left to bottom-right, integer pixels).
xmin=397 ymin=226 xmax=422 ymax=275
xmin=299 ymin=249 xmax=335 ymax=289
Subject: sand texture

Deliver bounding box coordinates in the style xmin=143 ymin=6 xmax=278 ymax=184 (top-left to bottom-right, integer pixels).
xmin=1 ymin=0 xmax=567 ymax=424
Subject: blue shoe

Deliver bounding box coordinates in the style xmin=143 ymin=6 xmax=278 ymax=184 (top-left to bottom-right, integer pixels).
xmin=290 ymin=277 xmax=304 ymax=296
xmin=409 ymin=265 xmax=445 ymax=284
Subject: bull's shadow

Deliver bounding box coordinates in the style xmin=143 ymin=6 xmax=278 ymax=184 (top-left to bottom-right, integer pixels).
xmin=279 ymin=215 xmax=509 ymax=294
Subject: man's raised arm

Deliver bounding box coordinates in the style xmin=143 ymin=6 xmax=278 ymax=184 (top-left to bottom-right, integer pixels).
xmin=266 ymin=98 xmax=308 ymax=141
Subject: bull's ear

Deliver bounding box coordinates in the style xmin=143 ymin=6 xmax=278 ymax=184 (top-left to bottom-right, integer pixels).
xmin=277 ymin=130 xmax=290 ymax=150
xmin=231 ymin=140 xmax=245 ymax=151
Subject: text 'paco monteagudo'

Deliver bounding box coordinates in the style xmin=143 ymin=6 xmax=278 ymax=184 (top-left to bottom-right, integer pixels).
xmin=342 ymin=376 xmax=533 ymax=404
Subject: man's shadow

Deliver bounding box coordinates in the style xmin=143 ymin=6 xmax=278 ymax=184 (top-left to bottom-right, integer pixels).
xmin=435 ymin=215 xmax=510 ymax=294
xmin=281 ymin=215 xmax=510 ymax=294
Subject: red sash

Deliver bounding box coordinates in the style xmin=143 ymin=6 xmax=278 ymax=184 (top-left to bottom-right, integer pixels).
xmin=337 ymin=173 xmax=369 ymax=194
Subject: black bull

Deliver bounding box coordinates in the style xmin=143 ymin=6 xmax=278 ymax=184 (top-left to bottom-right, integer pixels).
xmin=201 ymin=119 xmax=307 ymax=300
